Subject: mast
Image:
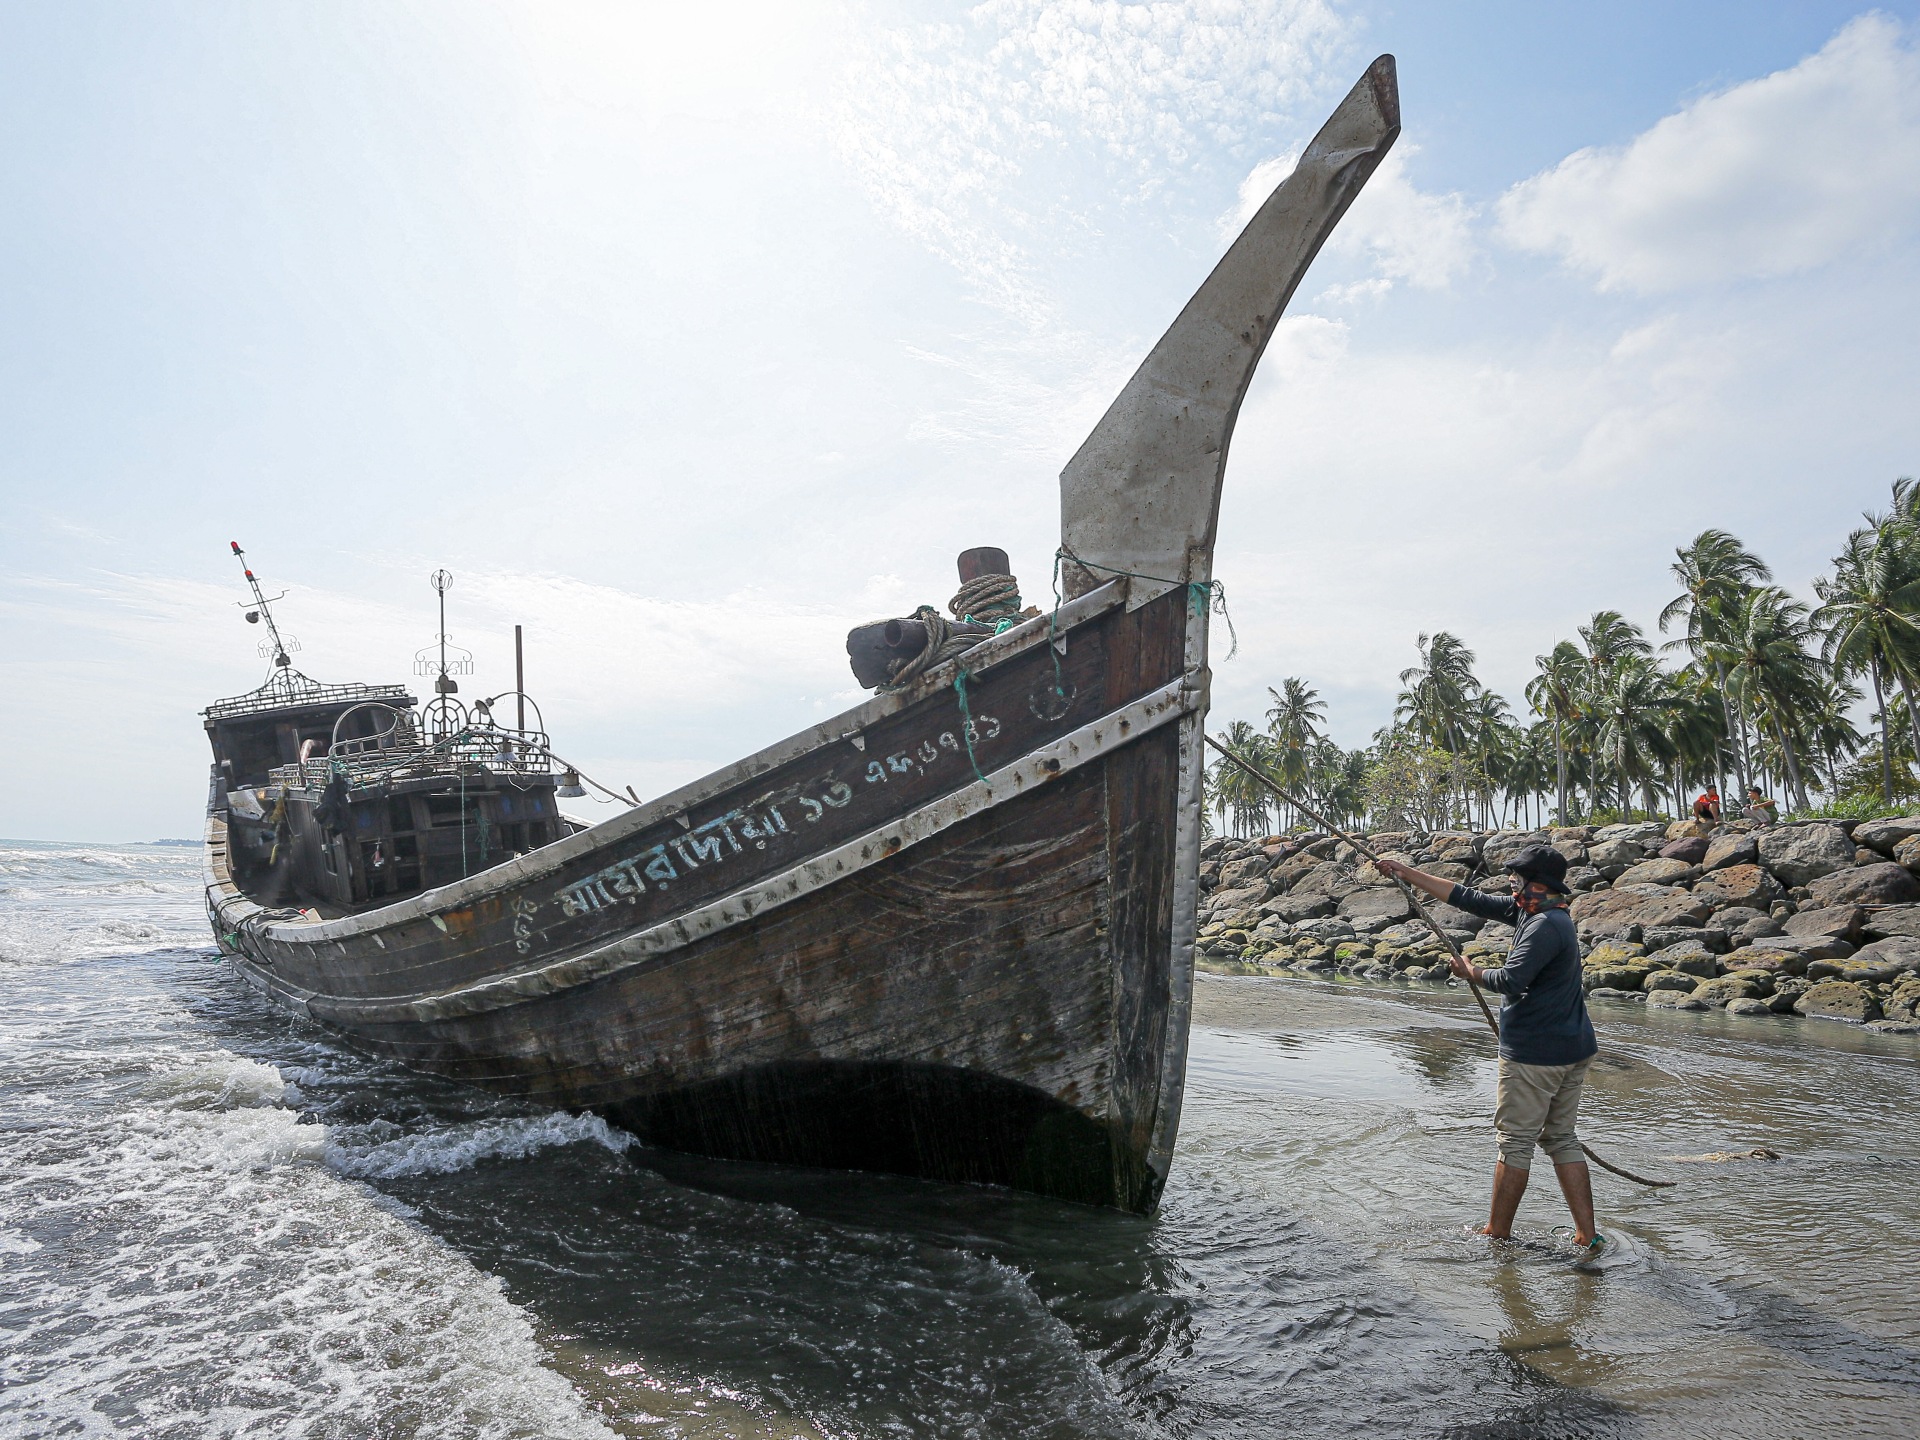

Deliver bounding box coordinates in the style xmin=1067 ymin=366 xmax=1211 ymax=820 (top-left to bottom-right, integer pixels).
xmin=229 ymin=541 xmax=298 ymax=675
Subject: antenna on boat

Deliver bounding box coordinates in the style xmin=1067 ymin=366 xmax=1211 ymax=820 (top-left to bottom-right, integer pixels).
xmin=415 ymin=568 xmax=475 ymax=741
xmin=229 ymin=541 xmax=300 ymax=671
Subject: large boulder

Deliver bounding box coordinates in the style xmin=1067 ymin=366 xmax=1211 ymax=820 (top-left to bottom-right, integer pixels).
xmin=1782 ymin=905 xmax=1867 ymax=944
xmin=1660 ymin=944 xmax=1722 ymax=977
xmin=1648 ymin=989 xmax=1708 ymax=1011
xmin=1793 ymin=981 xmax=1883 ymax=1024
xmin=1584 ymin=939 xmax=1648 ymax=968
xmin=1895 ymin=834 xmax=1920 ymax=872
xmin=1206 ymin=884 xmax=1268 ymax=915
xmin=1770 ymin=934 xmax=1854 ymax=963
xmin=1290 ymin=863 xmax=1365 ymax=902
xmin=1703 ymin=832 xmax=1759 ymax=871
xmin=1862 ymin=904 xmax=1920 ymax=940
xmin=1644 ymin=970 xmax=1698 ymax=992
xmin=1596 ymin=820 xmax=1668 ymax=848
xmin=1693 ymin=974 xmax=1763 ymax=1007
xmin=1339 ymin=887 xmax=1415 ymax=929
xmin=1218 ymin=852 xmax=1274 ymax=890
xmin=1482 ymin=829 xmax=1550 ymax=869
xmin=1423 ymin=901 xmax=1486 ymax=934
xmin=1852 ymin=816 xmax=1920 ymax=856
xmin=1718 ymin=945 xmax=1805 ymax=976
xmin=1666 ymin=818 xmax=1713 ymax=841
xmin=1693 ymin=864 xmax=1784 ymax=913
xmin=1756 ymin=824 xmax=1855 ymax=887
xmin=1833 ymin=935 xmax=1920 ymax=981
xmin=1884 ymin=977 xmax=1920 ymax=1023
xmin=1263 ymin=893 xmax=1335 ymax=923
xmin=1660 ymin=835 xmax=1711 ymax=864
xmin=1585 ymin=837 xmax=1642 ymax=873
xmin=1586 ymin=964 xmax=1654 ymax=992
xmin=1644 ymin=924 xmax=1727 ymax=954
xmin=1618 ymin=858 xmax=1698 ymax=887
xmin=1807 ymin=862 xmax=1920 ymax=909
xmin=1429 ymin=832 xmax=1481 ymax=865
xmin=1571 ymin=884 xmax=1716 ymax=937
xmin=1268 ymin=852 xmax=1325 ymax=893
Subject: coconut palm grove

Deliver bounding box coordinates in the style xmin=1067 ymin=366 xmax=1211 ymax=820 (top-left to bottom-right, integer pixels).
xmin=1207 ymin=477 xmax=1920 ymax=837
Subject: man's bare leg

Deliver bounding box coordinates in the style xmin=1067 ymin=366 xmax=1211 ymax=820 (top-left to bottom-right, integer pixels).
xmin=1480 ymin=1160 xmax=1529 ymax=1238
xmin=1552 ymin=1160 xmax=1597 ymax=1245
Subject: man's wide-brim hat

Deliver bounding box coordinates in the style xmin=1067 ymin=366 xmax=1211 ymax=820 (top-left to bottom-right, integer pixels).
xmin=1505 ymin=843 xmax=1570 ymax=894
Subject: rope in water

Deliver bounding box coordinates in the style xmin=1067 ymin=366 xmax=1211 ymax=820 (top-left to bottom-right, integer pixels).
xmin=1202 ymin=734 xmax=1677 ymax=1190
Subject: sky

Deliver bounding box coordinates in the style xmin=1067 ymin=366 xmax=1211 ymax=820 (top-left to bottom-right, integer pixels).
xmin=3 ymin=1 xmax=1918 ymax=840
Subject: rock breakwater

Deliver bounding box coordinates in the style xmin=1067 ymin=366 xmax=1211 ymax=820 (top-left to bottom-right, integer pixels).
xmin=1195 ymin=816 xmax=1920 ymax=1033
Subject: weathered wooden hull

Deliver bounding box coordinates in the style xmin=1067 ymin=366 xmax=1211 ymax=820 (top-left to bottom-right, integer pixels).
xmin=211 ymin=583 xmax=1205 ymax=1210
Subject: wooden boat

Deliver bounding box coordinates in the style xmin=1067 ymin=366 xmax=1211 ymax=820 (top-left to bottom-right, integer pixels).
xmin=203 ymin=58 xmax=1399 ymax=1213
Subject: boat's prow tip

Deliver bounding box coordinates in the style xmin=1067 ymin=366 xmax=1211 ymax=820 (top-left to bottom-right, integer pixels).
xmin=1365 ymin=53 xmax=1399 ymax=125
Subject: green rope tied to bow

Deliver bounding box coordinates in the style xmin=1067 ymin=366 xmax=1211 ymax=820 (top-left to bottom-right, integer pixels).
xmin=1051 ymin=548 xmax=1237 ymax=659
xmin=953 ymin=668 xmax=989 ymax=783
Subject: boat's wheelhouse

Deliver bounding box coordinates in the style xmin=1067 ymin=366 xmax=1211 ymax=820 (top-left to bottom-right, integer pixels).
xmin=206 ymin=670 xmax=567 ymax=911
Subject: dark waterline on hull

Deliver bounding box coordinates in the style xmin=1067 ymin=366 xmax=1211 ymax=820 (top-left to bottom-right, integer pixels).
xmin=5 ymin=842 xmax=1917 ymax=1437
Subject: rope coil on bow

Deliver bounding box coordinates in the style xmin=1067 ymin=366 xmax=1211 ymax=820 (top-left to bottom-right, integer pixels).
xmin=878 ymin=607 xmax=989 ymax=692
xmin=950 ymin=574 xmax=1024 ymax=630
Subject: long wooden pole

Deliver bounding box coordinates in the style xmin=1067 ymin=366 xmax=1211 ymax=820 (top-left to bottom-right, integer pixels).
xmin=514 ymin=625 xmax=525 ymax=732
xmin=1202 ymin=733 xmax=1675 ymax=1189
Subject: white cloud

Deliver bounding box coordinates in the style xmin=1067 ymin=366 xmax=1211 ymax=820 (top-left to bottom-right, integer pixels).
xmin=837 ymin=0 xmax=1351 ymax=312
xmin=1499 ymin=14 xmax=1920 ymax=292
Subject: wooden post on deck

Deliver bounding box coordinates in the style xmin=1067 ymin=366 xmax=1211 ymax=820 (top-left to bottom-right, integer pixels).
xmin=514 ymin=626 xmax=525 ymax=731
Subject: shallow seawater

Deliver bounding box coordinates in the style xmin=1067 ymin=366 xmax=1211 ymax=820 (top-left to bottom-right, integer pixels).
xmin=3 ymin=840 xmax=1917 ymax=1437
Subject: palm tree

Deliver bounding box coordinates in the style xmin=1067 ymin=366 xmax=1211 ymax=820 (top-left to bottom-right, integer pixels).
xmin=1660 ymin=529 xmax=1771 ymax=797
xmin=1717 ymin=586 xmax=1822 ymax=812
xmin=1589 ymin=654 xmax=1675 ymax=815
xmin=1264 ymin=678 xmax=1326 ymax=828
xmin=1526 ymin=641 xmax=1586 ymax=825
xmin=1464 ymin=688 xmax=1513 ymax=828
xmin=1396 ymin=632 xmax=1478 ymax=756
xmin=1209 ymin=720 xmax=1277 ymax=837
xmin=1815 ymin=509 xmax=1920 ymax=803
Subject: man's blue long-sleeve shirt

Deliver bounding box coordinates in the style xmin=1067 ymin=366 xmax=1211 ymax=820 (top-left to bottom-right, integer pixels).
xmin=1447 ymin=884 xmax=1597 ymax=1067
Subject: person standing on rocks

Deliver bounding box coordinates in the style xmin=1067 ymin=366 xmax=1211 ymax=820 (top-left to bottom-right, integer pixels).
xmin=1375 ymin=845 xmax=1605 ymax=1256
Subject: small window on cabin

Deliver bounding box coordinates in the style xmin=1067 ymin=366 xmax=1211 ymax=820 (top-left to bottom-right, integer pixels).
xmin=388 ymin=796 xmax=415 ymax=832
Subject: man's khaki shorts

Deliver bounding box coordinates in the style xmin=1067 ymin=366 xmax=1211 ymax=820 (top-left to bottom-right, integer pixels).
xmin=1493 ymin=1056 xmax=1592 ymax=1169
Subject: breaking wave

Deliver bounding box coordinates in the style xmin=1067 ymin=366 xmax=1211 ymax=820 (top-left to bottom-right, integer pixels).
xmin=326 ymin=1111 xmax=635 ymax=1180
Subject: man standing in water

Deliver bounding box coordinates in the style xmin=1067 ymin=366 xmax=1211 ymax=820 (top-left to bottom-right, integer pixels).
xmin=1376 ymin=846 xmax=1605 ymax=1256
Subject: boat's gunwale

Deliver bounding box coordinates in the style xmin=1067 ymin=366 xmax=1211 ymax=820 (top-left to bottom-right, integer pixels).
xmin=206 ymin=579 xmax=1130 ymax=945
xmin=227 ymin=673 xmax=1196 ymax=1023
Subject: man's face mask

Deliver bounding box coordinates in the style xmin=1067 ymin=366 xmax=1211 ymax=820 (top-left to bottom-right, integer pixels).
xmin=1512 ymin=878 xmax=1563 ymax=915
